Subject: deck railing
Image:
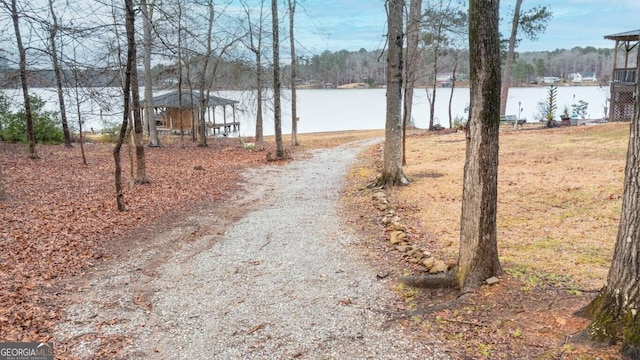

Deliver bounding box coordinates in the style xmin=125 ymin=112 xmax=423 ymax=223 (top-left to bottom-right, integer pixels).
xmin=612 ymin=68 xmax=637 ymax=85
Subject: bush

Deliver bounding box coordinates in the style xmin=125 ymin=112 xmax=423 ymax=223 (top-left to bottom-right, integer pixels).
xmin=572 ymin=100 xmax=589 ymax=119
xmin=0 ymin=95 xmax=64 ymax=144
xmin=453 ymin=116 xmax=467 ymax=130
xmin=534 ymin=100 xmax=547 ymax=122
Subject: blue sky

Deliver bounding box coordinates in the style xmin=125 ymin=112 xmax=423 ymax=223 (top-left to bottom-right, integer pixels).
xmin=291 ymin=0 xmax=640 ymax=54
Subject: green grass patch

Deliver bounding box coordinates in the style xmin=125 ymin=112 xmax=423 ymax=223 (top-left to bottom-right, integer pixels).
xmin=505 ymin=264 xmax=576 ymax=291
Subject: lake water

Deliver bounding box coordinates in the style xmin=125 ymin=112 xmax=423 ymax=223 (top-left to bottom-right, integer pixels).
xmin=2 ymin=85 xmax=611 ymax=137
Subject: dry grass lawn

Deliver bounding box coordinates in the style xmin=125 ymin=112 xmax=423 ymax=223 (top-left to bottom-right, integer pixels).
xmin=400 ymin=123 xmax=627 ymax=290
xmin=271 ymin=129 xmax=385 ymax=150
xmin=343 ymin=122 xmax=630 ymax=359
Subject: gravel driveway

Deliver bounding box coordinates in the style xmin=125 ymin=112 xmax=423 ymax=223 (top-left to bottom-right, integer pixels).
xmin=56 ymin=140 xmax=445 ymax=359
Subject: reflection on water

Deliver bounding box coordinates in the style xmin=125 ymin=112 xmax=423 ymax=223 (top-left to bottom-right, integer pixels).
xmin=2 ymin=86 xmax=609 ymax=137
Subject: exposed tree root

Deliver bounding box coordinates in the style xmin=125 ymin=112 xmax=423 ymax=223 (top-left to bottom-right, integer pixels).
xmin=573 ymin=304 xmax=591 ymax=319
xmin=266 ymin=149 xmax=292 ymax=162
xmin=135 ymin=177 xmax=151 ymax=185
xmin=374 ymin=176 xmax=410 ymax=188
xmin=397 ymin=269 xmax=459 ymax=289
xmin=369 ymin=297 xmax=461 ymax=321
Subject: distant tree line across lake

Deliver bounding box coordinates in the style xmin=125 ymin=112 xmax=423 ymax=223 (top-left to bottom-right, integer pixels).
xmin=1 ymin=45 xmax=635 ymax=91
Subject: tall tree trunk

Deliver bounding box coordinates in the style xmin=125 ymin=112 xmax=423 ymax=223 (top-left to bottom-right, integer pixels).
xmin=448 ymin=59 xmax=458 ymax=128
xmin=188 ymin=69 xmax=196 ymax=142
xmin=127 ymin=118 xmax=135 ymax=188
xmin=272 ymin=0 xmax=284 ymax=158
xmin=177 ymin=0 xmax=185 ymax=148
xmin=72 ymin=46 xmax=87 ymax=165
xmin=584 ymin=48 xmax=640 ymax=358
xmin=128 ymin=4 xmax=148 ymax=184
xmin=500 ymin=0 xmax=522 ymax=116
xmin=376 ymin=0 xmax=409 ymax=187
xmin=10 ymin=0 xmax=37 ymax=159
xmin=245 ymin=0 xmax=265 ymax=151
xmin=428 ymin=46 xmax=439 ymax=130
xmin=183 ymin=32 xmax=196 ymax=142
xmin=403 ymin=0 xmax=422 ymax=165
xmin=255 ymin=53 xmax=265 ymax=150
xmin=113 ymin=0 xmax=136 ymax=212
xmin=288 ymin=0 xmax=299 ymax=146
xmin=48 ymin=0 xmax=72 ymax=147
xmin=141 ymin=0 xmax=160 ymax=147
xmin=198 ymin=95 xmax=208 ymax=147
xmin=0 ymin=164 xmax=6 ymax=201
xmin=457 ymin=0 xmax=502 ymax=291
xmin=74 ymin=83 xmax=87 ymax=165
xmin=198 ymin=0 xmax=215 ymax=148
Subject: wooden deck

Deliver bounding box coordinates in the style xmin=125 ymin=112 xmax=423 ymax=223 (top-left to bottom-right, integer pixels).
xmin=156 ymin=122 xmax=240 ymax=136
xmin=156 ymin=126 xmax=189 ymax=135
xmin=207 ymin=122 xmax=240 ymax=134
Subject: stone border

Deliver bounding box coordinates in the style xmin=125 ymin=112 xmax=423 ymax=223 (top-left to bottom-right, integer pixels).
xmin=372 ymin=190 xmax=449 ymax=274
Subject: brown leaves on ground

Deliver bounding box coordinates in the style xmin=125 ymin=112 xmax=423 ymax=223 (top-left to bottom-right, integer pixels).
xmin=0 ymin=138 xmax=267 ymax=343
xmin=0 ymin=129 xmax=385 ymax=353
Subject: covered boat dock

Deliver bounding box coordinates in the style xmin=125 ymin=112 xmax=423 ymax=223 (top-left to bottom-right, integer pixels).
xmin=147 ymin=90 xmax=239 ymax=135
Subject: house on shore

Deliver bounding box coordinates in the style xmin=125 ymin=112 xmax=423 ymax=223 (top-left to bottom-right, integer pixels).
xmin=582 ymin=71 xmax=597 ymax=82
xmin=570 ymin=73 xmax=583 ymax=84
xmin=541 ymin=76 xmax=560 ymax=84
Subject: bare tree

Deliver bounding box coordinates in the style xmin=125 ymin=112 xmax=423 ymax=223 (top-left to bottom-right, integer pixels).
xmin=447 ymin=43 xmax=467 ymax=128
xmin=288 ymin=0 xmax=299 ymax=146
xmin=153 ymin=0 xmax=201 ymax=147
xmin=271 ymin=0 xmax=285 ymax=158
xmin=400 ymin=0 xmax=501 ymax=292
xmin=0 ymin=164 xmax=5 ymax=201
xmin=241 ymin=0 xmax=267 ymax=151
xmin=499 ymin=1 xmax=551 ymax=115
xmin=71 ymin=45 xmax=88 ymax=165
xmin=376 ymin=0 xmax=409 ymax=187
xmin=177 ymin=0 xmax=186 ymax=147
xmin=456 ymin=0 xmax=502 ymax=291
xmin=422 ymin=0 xmax=466 ymax=131
xmin=130 ymin=20 xmax=149 ymax=184
xmin=402 ymin=0 xmax=422 ymax=165
xmin=499 ymin=0 xmax=523 ymax=117
xmin=582 ymin=48 xmax=640 ymax=358
xmin=113 ymin=0 xmax=137 ymax=211
xmin=148 ymin=0 xmax=187 ymax=145
xmin=4 ymin=0 xmax=38 ymax=159
xmin=47 ymin=0 xmax=72 ymax=147
xmin=107 ymin=0 xmax=147 ymax=183
xmin=197 ymin=0 xmax=215 ymax=147
xmin=447 ymin=55 xmax=458 ymax=128
xmin=187 ymin=0 xmax=239 ymax=147
xmin=0 ymin=95 xmax=6 ymax=199
xmin=141 ymin=0 xmax=161 ymax=147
